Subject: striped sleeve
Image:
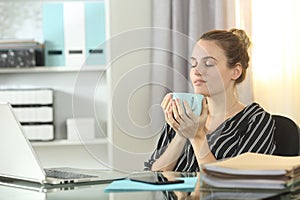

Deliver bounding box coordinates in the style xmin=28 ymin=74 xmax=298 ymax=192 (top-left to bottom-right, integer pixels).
xmin=144 ymin=123 xmax=176 ymax=171
xmin=144 ymin=123 xmax=199 ymax=172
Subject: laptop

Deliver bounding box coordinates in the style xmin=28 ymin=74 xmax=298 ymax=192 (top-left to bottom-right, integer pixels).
xmin=0 ymin=102 xmax=126 ymax=186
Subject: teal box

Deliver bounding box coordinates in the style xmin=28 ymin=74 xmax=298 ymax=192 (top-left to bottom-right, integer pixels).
xmin=85 ymin=2 xmax=106 ymax=65
xmin=43 ymin=3 xmax=65 ymax=66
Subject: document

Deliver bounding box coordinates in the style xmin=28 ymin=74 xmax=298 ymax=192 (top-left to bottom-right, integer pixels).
xmin=202 ymin=152 xmax=300 ymax=176
xmin=201 ymin=152 xmax=300 ymax=189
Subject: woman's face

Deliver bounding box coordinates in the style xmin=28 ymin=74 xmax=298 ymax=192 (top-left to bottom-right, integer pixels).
xmin=190 ymin=40 xmax=235 ymax=96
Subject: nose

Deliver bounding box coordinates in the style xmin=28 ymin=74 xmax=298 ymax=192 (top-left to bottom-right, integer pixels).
xmin=194 ymin=66 xmax=202 ymax=76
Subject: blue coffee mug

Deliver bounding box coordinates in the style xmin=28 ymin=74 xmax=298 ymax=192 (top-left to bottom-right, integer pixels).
xmin=172 ymin=93 xmax=204 ymax=115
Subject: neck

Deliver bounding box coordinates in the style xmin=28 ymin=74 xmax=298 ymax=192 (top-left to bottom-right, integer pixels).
xmin=205 ymin=93 xmax=243 ymax=133
xmin=206 ymin=92 xmax=242 ymax=118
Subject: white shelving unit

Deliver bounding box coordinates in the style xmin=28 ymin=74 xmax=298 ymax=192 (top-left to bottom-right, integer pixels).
xmin=0 ymin=65 xmax=110 ymax=169
xmin=0 ymin=0 xmax=115 ymax=170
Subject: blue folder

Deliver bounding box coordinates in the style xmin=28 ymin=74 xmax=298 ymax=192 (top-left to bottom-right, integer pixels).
xmin=104 ymin=177 xmax=198 ymax=193
xmin=85 ymin=2 xmax=106 ymax=65
xmin=43 ymin=3 xmax=65 ymax=66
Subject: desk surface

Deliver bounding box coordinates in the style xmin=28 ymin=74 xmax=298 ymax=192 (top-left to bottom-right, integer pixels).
xmin=0 ymin=171 xmax=298 ymax=200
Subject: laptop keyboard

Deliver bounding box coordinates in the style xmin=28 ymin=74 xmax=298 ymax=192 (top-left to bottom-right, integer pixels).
xmin=45 ymin=169 xmax=97 ymax=179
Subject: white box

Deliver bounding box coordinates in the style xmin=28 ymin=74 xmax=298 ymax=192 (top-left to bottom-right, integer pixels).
xmin=13 ymin=107 xmax=53 ymax=123
xmin=22 ymin=125 xmax=54 ymax=141
xmin=64 ymin=2 xmax=86 ymax=66
xmin=66 ymin=118 xmax=95 ymax=140
xmin=0 ymin=89 xmax=53 ymax=105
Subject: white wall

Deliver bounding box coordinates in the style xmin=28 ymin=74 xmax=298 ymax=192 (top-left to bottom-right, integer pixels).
xmin=108 ymin=0 xmax=159 ymax=171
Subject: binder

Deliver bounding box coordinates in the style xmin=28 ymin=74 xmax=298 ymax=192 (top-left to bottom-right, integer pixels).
xmin=63 ymin=2 xmax=86 ymax=66
xmin=43 ymin=3 xmax=65 ymax=66
xmin=85 ymin=2 xmax=106 ymax=65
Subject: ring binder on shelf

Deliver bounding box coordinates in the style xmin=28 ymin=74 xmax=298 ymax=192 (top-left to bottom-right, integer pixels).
xmin=42 ymin=1 xmax=106 ymax=67
xmin=43 ymin=3 xmax=65 ymax=66
xmin=85 ymin=1 xmax=106 ymax=65
xmin=63 ymin=2 xmax=85 ymax=66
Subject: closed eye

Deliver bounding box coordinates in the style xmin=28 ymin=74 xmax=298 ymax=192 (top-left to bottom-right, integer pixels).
xmin=204 ymin=60 xmax=215 ymax=67
xmin=190 ymin=57 xmax=198 ymax=68
xmin=202 ymin=57 xmax=217 ymax=67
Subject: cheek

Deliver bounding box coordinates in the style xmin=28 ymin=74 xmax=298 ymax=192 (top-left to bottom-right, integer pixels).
xmin=205 ymin=69 xmax=226 ymax=91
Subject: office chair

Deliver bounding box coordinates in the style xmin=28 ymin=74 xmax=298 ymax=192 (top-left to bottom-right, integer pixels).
xmin=272 ymin=115 xmax=300 ymax=156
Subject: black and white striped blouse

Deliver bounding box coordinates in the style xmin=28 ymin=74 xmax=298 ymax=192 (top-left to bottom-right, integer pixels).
xmin=144 ymin=103 xmax=276 ymax=172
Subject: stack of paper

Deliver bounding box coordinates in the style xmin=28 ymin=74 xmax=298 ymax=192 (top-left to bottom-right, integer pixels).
xmin=201 ymin=152 xmax=300 ymax=189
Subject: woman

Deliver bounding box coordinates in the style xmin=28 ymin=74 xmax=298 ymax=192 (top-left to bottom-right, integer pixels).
xmin=145 ymin=28 xmax=276 ymax=172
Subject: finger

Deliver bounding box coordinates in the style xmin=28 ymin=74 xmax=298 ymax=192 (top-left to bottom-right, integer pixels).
xmin=166 ymin=105 xmax=180 ymax=131
xmin=164 ymin=100 xmax=173 ymax=121
xmin=172 ymin=100 xmax=178 ymax=118
xmin=174 ymin=98 xmax=184 ymax=116
xmin=182 ymin=100 xmax=195 ymax=119
xmin=201 ymin=98 xmax=208 ymax=115
xmin=199 ymin=98 xmax=209 ymax=122
xmin=161 ymin=93 xmax=173 ymax=110
xmin=172 ymin=99 xmax=184 ymax=123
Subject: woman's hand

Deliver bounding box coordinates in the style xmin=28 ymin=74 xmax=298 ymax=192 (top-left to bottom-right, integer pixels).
xmin=161 ymin=93 xmax=175 ymax=125
xmin=160 ymin=94 xmax=215 ymax=166
xmin=161 ymin=93 xmax=186 ymax=138
xmin=171 ymin=97 xmax=208 ymax=140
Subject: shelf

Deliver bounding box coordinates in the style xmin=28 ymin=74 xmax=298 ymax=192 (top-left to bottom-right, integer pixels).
xmin=0 ymin=65 xmax=107 ymax=74
xmin=31 ymin=138 xmax=108 ymax=147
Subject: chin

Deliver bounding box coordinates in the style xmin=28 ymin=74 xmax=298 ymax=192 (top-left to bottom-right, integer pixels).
xmin=193 ymin=89 xmax=207 ymax=95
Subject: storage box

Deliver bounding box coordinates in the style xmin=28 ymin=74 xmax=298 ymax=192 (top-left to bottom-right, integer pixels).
xmin=22 ymin=125 xmax=54 ymax=141
xmin=66 ymin=118 xmax=95 ymax=140
xmin=0 ymin=89 xmax=53 ymax=105
xmin=0 ymin=42 xmax=44 ymax=68
xmin=0 ymin=88 xmax=54 ymax=141
xmin=0 ymin=49 xmax=35 ymax=67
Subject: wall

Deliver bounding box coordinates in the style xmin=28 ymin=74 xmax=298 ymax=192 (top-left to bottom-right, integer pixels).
xmin=108 ymin=0 xmax=159 ymax=171
xmin=0 ymin=2 xmax=43 ymax=41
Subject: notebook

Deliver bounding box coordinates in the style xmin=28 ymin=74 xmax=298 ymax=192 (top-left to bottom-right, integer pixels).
xmin=0 ymin=102 xmax=126 ymax=185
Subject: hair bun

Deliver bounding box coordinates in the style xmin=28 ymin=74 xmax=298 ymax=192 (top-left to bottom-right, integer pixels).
xmin=229 ymin=28 xmax=251 ymax=49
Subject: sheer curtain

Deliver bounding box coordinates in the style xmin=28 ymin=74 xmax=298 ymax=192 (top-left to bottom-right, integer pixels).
xmin=150 ymin=0 xmax=252 ymax=132
xmin=252 ymin=0 xmax=300 ymax=125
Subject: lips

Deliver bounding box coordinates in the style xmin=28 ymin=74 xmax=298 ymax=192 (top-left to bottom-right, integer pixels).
xmin=194 ymin=78 xmax=206 ymax=84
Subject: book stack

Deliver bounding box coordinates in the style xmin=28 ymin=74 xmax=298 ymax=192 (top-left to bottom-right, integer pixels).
xmin=201 ymin=152 xmax=300 ymax=189
xmin=0 ymin=88 xmax=54 ymax=141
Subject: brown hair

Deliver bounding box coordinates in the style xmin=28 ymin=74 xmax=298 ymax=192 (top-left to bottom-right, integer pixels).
xmin=200 ymin=28 xmax=251 ymax=83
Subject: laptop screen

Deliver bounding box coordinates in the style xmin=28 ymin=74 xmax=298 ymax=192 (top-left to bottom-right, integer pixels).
xmin=0 ymin=103 xmax=46 ymax=183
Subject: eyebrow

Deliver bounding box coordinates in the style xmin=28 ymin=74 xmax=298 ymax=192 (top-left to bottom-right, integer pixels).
xmin=190 ymin=56 xmax=217 ymax=61
xmin=201 ymin=56 xmax=217 ymax=61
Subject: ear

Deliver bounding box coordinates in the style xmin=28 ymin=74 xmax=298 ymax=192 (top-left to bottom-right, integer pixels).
xmin=231 ymin=63 xmax=243 ymax=81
